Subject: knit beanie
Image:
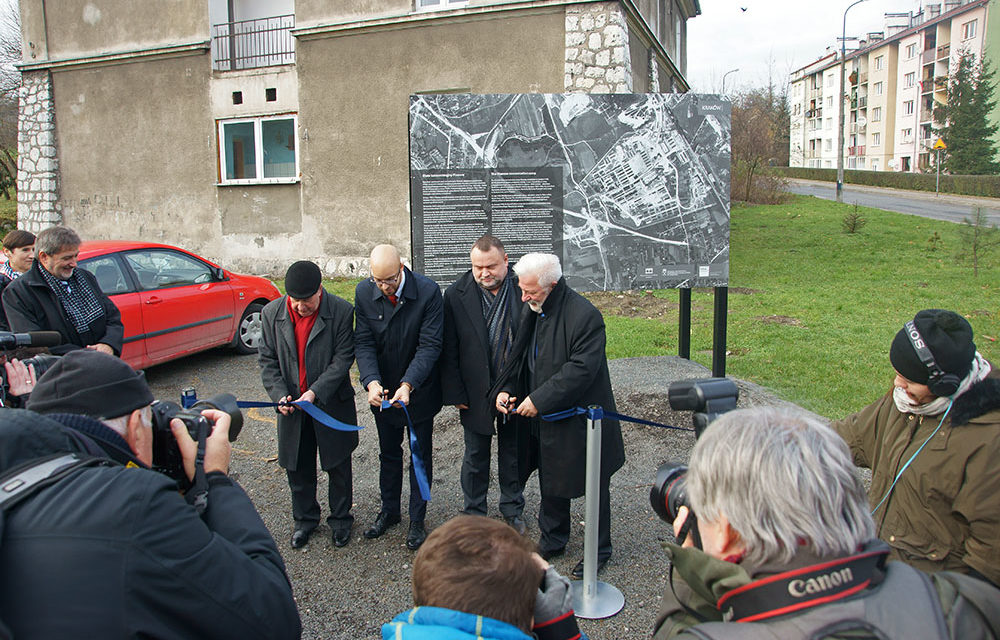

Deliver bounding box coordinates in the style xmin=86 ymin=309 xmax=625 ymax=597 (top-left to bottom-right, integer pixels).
xmin=26 ymin=349 xmax=154 ymax=419
xmin=889 ymin=309 xmax=976 ymax=384
xmin=285 ymin=260 xmax=322 ymax=299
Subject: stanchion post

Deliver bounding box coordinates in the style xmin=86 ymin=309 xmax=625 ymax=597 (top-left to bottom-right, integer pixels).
xmin=712 ymin=287 xmax=728 ymax=377
xmin=678 ymin=288 xmax=691 ymax=359
xmin=571 ymin=405 xmax=625 ymax=619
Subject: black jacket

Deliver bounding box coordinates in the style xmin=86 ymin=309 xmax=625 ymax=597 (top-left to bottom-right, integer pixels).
xmin=494 ymin=278 xmax=625 ymax=498
xmin=354 ymin=267 xmax=443 ymax=424
xmin=0 ymin=410 xmax=301 ymax=640
xmin=442 ymin=270 xmax=525 ymax=435
xmin=2 ymin=260 xmax=124 ymax=355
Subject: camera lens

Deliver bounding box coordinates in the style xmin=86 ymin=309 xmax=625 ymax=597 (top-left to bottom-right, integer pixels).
xmin=650 ymin=462 xmax=689 ymax=524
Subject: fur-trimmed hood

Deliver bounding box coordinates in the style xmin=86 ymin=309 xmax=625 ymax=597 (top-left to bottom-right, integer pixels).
xmin=951 ymin=366 xmax=1000 ymax=427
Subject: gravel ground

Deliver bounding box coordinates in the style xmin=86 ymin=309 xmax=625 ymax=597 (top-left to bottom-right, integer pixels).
xmin=144 ymin=353 xmax=818 ymax=640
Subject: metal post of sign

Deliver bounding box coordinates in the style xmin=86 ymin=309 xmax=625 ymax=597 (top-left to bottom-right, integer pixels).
xmin=678 ymin=288 xmax=691 ymax=359
xmin=936 ymin=148 xmax=941 ymax=196
xmin=571 ymin=406 xmax=625 ymax=619
xmin=711 ymin=287 xmax=728 ymax=377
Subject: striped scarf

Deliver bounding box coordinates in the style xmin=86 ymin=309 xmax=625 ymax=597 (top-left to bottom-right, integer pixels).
xmin=0 ymin=261 xmax=19 ymax=281
xmin=38 ymin=265 xmax=106 ymax=335
xmin=480 ymin=275 xmax=515 ymax=380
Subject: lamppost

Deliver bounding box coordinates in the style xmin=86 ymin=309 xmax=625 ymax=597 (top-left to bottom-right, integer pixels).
xmin=721 ymin=68 xmax=739 ymax=94
xmin=836 ymin=0 xmax=868 ymax=203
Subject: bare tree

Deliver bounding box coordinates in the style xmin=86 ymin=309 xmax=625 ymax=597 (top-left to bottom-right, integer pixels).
xmin=0 ymin=0 xmax=19 ymax=199
xmin=730 ymin=82 xmax=789 ymax=204
xmin=957 ymin=208 xmax=1000 ymax=277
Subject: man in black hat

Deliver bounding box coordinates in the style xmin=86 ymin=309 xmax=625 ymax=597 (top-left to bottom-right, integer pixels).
xmin=259 ymin=260 xmax=358 ymax=549
xmin=832 ymin=309 xmax=1000 ymax=587
xmin=3 ymin=350 xmax=300 ymax=639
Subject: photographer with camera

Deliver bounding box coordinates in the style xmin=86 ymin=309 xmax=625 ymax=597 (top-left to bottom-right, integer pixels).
xmin=651 ymin=407 xmax=1000 ymax=640
xmin=1 ymin=349 xmax=301 ymax=639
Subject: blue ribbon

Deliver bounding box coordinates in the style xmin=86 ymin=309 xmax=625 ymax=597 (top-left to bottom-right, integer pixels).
xmin=236 ymin=400 xmax=364 ymax=432
xmin=381 ymin=399 xmax=432 ymax=502
xmin=540 ymin=405 xmax=695 ymax=433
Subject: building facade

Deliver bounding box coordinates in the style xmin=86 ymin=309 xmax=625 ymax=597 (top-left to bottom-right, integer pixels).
xmin=16 ymin=0 xmax=699 ymax=275
xmin=789 ymin=0 xmax=999 ymax=173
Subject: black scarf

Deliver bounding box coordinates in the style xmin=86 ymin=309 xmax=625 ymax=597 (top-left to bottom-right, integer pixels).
xmin=480 ymin=275 xmax=515 ymax=380
xmin=38 ymin=265 xmax=105 ymax=335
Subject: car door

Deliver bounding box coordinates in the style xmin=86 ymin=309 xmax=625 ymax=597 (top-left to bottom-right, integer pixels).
xmin=79 ymin=253 xmax=148 ymax=370
xmin=121 ymin=248 xmax=236 ymax=365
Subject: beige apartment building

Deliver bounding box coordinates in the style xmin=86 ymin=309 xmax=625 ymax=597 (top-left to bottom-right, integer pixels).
xmin=789 ymin=0 xmax=1000 ymax=173
xmin=16 ymin=0 xmax=699 ymax=275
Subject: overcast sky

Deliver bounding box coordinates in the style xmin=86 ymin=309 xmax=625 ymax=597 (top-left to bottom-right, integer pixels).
xmin=686 ymin=0 xmax=924 ymax=93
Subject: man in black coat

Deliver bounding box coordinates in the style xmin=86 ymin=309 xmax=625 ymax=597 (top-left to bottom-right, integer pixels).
xmin=3 ymin=350 xmax=300 ymax=639
xmin=259 ymin=261 xmax=359 ymax=549
xmin=2 ymin=225 xmax=123 ymax=355
xmin=442 ymin=235 xmax=526 ymax=533
xmin=495 ymin=253 xmax=625 ymax=579
xmin=355 ymin=244 xmax=443 ymax=550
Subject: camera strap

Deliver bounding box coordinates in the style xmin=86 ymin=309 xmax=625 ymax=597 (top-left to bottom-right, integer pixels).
xmin=184 ymin=420 xmax=210 ymax=515
xmin=1 ymin=453 xmax=112 ymax=512
xmin=716 ymin=548 xmax=889 ymax=623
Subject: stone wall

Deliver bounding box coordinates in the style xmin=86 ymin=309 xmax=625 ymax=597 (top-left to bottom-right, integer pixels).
xmin=564 ymin=2 xmax=633 ymax=93
xmin=17 ymin=70 xmax=62 ymax=232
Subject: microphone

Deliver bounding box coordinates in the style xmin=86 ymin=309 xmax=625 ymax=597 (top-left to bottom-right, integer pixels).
xmin=0 ymin=331 xmax=63 ymax=349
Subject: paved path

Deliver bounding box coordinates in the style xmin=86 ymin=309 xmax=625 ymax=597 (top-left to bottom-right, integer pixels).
xmin=785 ymin=178 xmax=1000 ymax=227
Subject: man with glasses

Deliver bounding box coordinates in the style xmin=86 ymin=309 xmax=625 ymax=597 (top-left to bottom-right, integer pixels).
xmin=355 ymin=244 xmax=443 ymax=551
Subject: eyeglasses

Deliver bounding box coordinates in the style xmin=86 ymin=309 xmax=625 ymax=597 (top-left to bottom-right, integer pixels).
xmin=371 ymin=271 xmax=400 ymax=287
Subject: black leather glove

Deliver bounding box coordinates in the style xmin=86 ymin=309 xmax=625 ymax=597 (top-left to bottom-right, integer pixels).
xmin=533 ymin=566 xmax=583 ymax=640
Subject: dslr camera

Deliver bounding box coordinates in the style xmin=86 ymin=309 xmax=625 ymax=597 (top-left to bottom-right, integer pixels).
xmin=150 ymin=392 xmax=243 ymax=489
xmin=649 ymin=377 xmax=738 ymax=547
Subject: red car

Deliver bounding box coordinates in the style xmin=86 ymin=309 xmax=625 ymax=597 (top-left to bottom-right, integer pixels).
xmin=78 ymin=241 xmax=280 ymax=370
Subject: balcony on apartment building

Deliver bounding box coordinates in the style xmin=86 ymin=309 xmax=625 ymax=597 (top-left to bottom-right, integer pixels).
xmin=805 ymin=108 xmax=823 ymax=119
xmin=850 ymin=122 xmax=866 ymax=134
xmin=921 ymin=48 xmax=937 ymax=65
xmin=934 ymin=75 xmax=949 ymax=89
xmin=937 ymin=43 xmax=950 ymax=60
xmin=848 ymin=145 xmax=866 ymax=156
xmin=850 ymin=96 xmax=868 ymax=109
xmin=212 ymin=14 xmax=295 ymax=71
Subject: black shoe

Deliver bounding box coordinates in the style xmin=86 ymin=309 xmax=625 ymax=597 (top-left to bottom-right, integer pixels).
xmin=290 ymin=526 xmax=316 ymax=549
xmin=540 ymin=546 xmax=565 ymax=561
xmin=406 ymin=521 xmax=428 ymax=550
xmin=571 ymin=556 xmax=609 ymax=579
xmin=363 ymin=512 xmax=401 ymax=539
xmin=332 ymin=528 xmax=351 ymax=547
xmin=504 ymin=515 xmax=527 ymax=536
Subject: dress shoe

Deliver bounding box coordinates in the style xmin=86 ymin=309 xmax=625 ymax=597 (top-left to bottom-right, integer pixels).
xmin=504 ymin=515 xmax=527 ymax=536
xmin=332 ymin=528 xmax=351 ymax=548
xmin=406 ymin=521 xmax=428 ymax=550
xmin=571 ymin=556 xmax=609 ymax=579
xmin=540 ymin=546 xmax=565 ymax=562
xmin=290 ymin=526 xmax=316 ymax=549
xmin=363 ymin=512 xmax=401 ymax=539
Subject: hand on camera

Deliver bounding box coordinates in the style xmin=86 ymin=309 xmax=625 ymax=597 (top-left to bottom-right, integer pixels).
xmin=532 ymin=564 xmax=581 ymax=640
xmin=672 ymin=506 xmax=694 ymax=548
xmin=170 ymin=409 xmax=232 ymax=481
xmin=4 ymin=358 xmax=37 ymax=397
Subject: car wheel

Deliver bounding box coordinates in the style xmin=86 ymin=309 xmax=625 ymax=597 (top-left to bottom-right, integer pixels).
xmin=232 ymin=302 xmax=264 ymax=354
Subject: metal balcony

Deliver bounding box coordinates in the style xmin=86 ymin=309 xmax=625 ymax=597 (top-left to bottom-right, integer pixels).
xmin=212 ymin=14 xmax=295 ymax=71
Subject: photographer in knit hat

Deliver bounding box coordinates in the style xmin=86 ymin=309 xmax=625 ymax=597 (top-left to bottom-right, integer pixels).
xmin=832 ymin=309 xmax=1000 ymax=587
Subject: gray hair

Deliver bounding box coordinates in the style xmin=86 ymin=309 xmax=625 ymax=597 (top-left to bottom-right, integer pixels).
xmin=687 ymin=407 xmax=875 ymax=567
xmin=36 ymin=226 xmax=81 ymax=256
xmin=512 ymin=253 xmax=562 ymax=286
xmin=102 ymin=404 xmax=153 ymax=437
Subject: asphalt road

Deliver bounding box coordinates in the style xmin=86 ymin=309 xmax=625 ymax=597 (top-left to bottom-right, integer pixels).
xmin=141 ymin=348 xmax=807 ymax=640
xmin=784 ymin=178 xmax=1000 ymax=226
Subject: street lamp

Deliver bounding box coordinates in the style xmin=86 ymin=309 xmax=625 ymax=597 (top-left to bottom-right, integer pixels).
xmin=837 ymin=0 xmax=868 ymax=203
xmin=721 ymin=68 xmax=740 ymax=94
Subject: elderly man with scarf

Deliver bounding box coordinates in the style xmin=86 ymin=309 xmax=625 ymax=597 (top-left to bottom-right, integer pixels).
xmin=832 ymin=309 xmax=1000 ymax=588
xmin=442 ymin=235 xmax=526 ymax=534
xmin=2 ymin=225 xmax=123 ymax=356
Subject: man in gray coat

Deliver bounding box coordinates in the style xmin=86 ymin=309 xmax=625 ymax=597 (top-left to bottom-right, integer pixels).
xmin=259 ymin=261 xmax=358 ymax=549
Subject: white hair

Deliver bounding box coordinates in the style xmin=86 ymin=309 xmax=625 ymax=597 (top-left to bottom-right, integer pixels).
xmin=101 ymin=404 xmax=152 ymax=437
xmin=512 ymin=253 xmax=562 ymax=286
xmin=687 ymin=407 xmax=875 ymax=567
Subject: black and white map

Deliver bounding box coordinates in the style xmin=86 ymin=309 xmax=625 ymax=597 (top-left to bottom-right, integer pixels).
xmin=409 ymin=93 xmax=730 ymax=290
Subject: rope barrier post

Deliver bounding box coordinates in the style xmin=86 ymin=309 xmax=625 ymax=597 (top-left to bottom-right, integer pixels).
xmin=571 ymin=405 xmax=625 ymax=619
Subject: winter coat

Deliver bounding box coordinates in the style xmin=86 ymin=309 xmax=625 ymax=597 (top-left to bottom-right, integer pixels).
xmin=355 ymin=267 xmax=443 ymax=424
xmin=831 ymin=367 xmax=1000 ymax=585
xmin=652 ymin=541 xmax=1000 ymax=640
xmin=382 ymin=607 xmax=533 ymax=640
xmin=259 ymin=291 xmax=358 ymax=471
xmin=495 ymin=277 xmax=624 ymax=498
xmin=2 ymin=259 xmax=124 ymax=355
xmin=442 ymin=270 xmax=525 ymax=435
xmin=0 ymin=409 xmax=301 ymax=640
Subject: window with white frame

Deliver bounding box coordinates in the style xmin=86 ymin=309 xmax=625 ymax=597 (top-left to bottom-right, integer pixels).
xmin=904 ymin=72 xmax=915 ymax=88
xmin=825 ymin=118 xmax=832 ymax=130
xmin=827 ymin=96 xmax=833 ymax=106
xmin=874 ymin=55 xmax=884 ymax=70
xmin=826 ymin=73 xmax=834 ymax=87
xmin=874 ymin=81 xmax=883 ymax=95
xmin=218 ymin=115 xmax=298 ymax=184
xmin=906 ymin=43 xmax=917 ymax=58
xmin=962 ymin=19 xmax=977 ymax=40
xmin=871 ymin=132 xmax=881 ymax=146
xmin=901 ymin=127 xmax=913 ymax=140
xmin=416 ymin=0 xmax=469 ymax=9
xmin=903 ymin=100 xmax=914 ymax=115
xmin=872 ymin=107 xmax=882 ymax=122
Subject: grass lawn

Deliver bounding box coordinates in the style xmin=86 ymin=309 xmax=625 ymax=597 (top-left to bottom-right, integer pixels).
xmin=280 ymin=194 xmax=997 ymax=420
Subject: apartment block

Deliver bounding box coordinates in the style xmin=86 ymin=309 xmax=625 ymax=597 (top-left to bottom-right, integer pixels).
xmin=789 ymin=0 xmax=1000 ymax=173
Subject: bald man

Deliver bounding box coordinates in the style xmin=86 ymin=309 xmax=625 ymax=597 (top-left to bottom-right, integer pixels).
xmin=355 ymin=245 xmax=443 ymax=551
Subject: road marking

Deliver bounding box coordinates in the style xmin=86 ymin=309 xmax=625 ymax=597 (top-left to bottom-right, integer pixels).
xmin=246 ymin=407 xmax=276 ymax=425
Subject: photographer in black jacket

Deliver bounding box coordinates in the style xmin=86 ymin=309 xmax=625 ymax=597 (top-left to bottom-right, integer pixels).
xmin=0 ymin=350 xmax=301 ymax=640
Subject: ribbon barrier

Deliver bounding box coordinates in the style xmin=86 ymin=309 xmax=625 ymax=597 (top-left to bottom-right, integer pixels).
xmin=541 ymin=406 xmax=695 ymax=433
xmin=236 ymin=399 xmax=365 ymax=432
xmin=381 ymin=399 xmax=432 ymax=502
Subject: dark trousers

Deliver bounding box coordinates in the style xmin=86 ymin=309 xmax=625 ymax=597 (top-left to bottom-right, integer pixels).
xmin=286 ymin=416 xmax=354 ymax=531
xmin=461 ymin=418 xmax=524 ymax=518
xmin=374 ymin=414 xmax=433 ymax=523
xmin=538 ymin=478 xmax=612 ymax=562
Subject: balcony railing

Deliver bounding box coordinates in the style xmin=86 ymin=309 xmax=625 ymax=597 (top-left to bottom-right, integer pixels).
xmin=937 ymin=43 xmax=950 ymax=60
xmin=851 ymin=122 xmax=866 ymax=134
xmin=921 ymin=48 xmax=936 ymax=64
xmin=212 ymin=14 xmax=295 ymax=71
xmin=848 ymin=145 xmax=866 ymax=156
xmin=935 ymin=75 xmax=949 ymax=89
